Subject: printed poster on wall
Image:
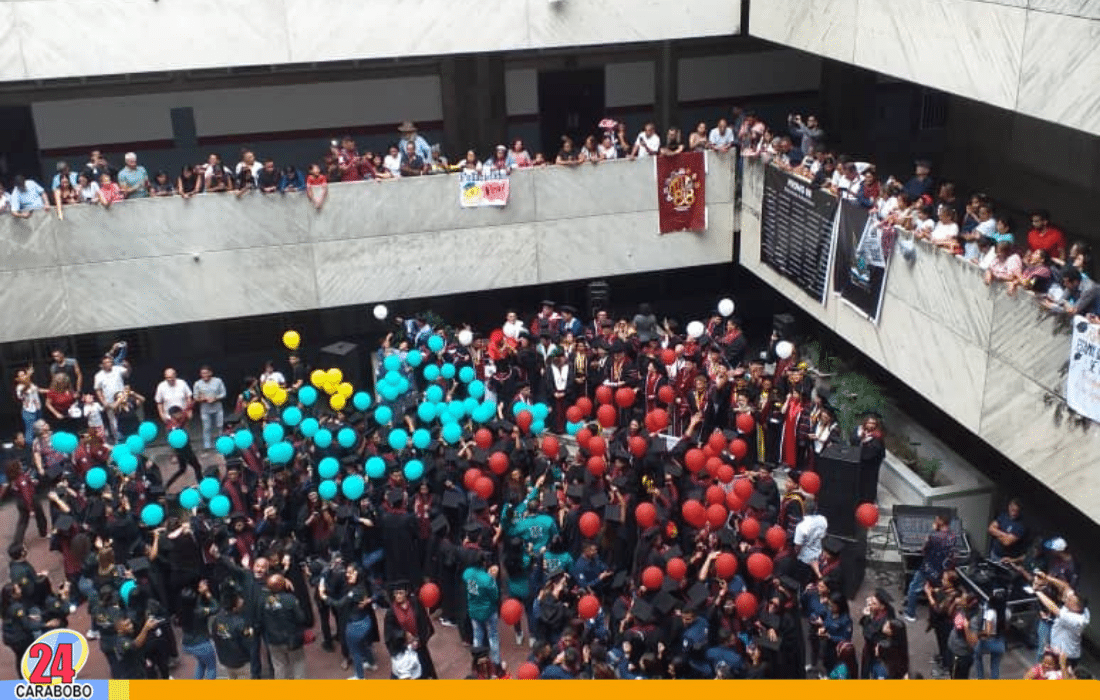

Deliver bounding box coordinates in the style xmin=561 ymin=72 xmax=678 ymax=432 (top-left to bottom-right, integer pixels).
xmin=833 ymin=198 xmax=895 ymax=324
xmin=758 ymin=166 xmax=838 ymax=304
xmin=1067 ymin=316 xmax=1100 ymax=423
xmin=460 ymin=171 xmax=510 ymax=208
xmin=657 ymin=151 xmax=707 ymax=234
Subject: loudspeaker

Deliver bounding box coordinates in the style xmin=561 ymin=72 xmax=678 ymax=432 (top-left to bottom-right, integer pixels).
xmin=772 ymin=313 xmax=798 ymax=341
xmin=815 ymin=443 xmax=879 ymax=538
xmin=587 ymin=280 xmax=610 ymax=317
xmin=829 ymin=534 xmax=868 ymax=600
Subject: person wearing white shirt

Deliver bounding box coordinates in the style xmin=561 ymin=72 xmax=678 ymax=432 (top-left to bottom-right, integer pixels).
xmin=93 ymin=354 xmax=130 ymax=439
xmin=383 ymin=145 xmax=403 ymax=178
xmin=631 ymin=123 xmax=660 ymax=158
xmin=707 ymin=119 xmax=736 ymax=152
xmin=1033 ymin=571 xmax=1090 ymax=668
xmin=193 ymin=366 xmax=227 ymax=449
xmin=154 ymin=368 xmax=193 ymax=424
xmin=259 ymin=360 xmax=286 ymax=388
xmin=793 ymin=499 xmax=828 ymax=570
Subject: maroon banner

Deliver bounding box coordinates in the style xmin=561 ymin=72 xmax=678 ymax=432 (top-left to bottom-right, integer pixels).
xmin=657 ymin=151 xmax=707 ymax=234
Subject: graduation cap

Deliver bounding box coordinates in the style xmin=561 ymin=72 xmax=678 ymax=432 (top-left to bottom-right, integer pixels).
xmin=822 ymin=536 xmax=844 ymax=556
xmin=470 ymin=496 xmax=488 ymax=511
xmin=631 ymin=598 xmax=655 ymax=624
xmin=776 ymin=575 xmax=800 ymax=594
xmin=470 ymin=646 xmax=491 ymax=661
xmin=560 ymin=304 xmax=577 ymax=315
xmin=431 ymin=515 xmax=449 ymax=536
xmin=225 ymin=411 xmax=244 ymax=425
xmin=147 ymin=485 xmax=166 ymax=500
xmin=540 ymin=300 xmax=556 ymax=309
xmin=464 ymin=521 xmax=483 ymax=535
xmin=685 ymin=582 xmax=710 ymax=611
xmin=653 ymin=590 xmax=678 ymax=616
xmin=566 ymin=483 xmax=586 ymax=501
xmin=611 ymin=475 xmax=630 ymax=491
xmin=610 ymin=447 xmax=631 ymax=464
xmin=386 ymin=489 xmax=405 ymax=506
xmin=339 ymin=454 xmax=359 ymax=466
xmin=758 ymin=611 xmax=780 ymax=630
xmin=346 ymin=412 xmax=366 ymax=426
xmin=388 ymin=579 xmax=411 ymax=592
xmin=717 ymin=529 xmax=737 ymax=548
xmin=443 ymin=447 xmax=461 ymax=462
xmin=609 ymin=571 xmax=630 ymax=591
xmin=612 ymin=597 xmax=630 ymax=620
xmin=665 ymin=461 xmax=683 ymax=478
xmin=588 ymin=492 xmax=609 ymax=510
xmin=604 ymin=504 xmax=624 ymax=523
xmin=610 ymin=340 xmax=627 ymax=355
xmin=336 ymin=506 xmax=354 ymax=520
xmin=86 ymin=500 xmax=106 ymax=521
xmin=53 ymin=514 xmax=75 ymax=532
xmin=664 ymin=546 xmax=684 ymax=562
xmin=229 ymin=511 xmax=249 ymax=523
xmin=442 ymin=490 xmax=465 ymax=510
xmin=127 ymin=557 xmax=151 ymax=575
xmin=540 ymin=489 xmax=559 ymax=510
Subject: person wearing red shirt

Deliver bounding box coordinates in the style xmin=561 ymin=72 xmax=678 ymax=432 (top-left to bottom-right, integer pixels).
xmin=1026 ymin=209 xmax=1066 ymax=260
xmin=305 ymin=164 xmax=327 ymax=211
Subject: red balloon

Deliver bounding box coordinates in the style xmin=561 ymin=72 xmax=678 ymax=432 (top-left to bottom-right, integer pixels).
xmin=735 ymin=591 xmax=758 ymax=619
xmin=565 ymin=406 xmax=583 ymax=424
xmin=856 ymin=503 xmax=880 ymax=528
xmin=577 ymin=594 xmax=600 ymax=619
xmin=517 ymin=662 xmax=540 ymax=680
xmin=715 ymin=552 xmax=738 ymax=579
xmin=733 ymin=477 xmax=754 ymax=501
xmin=740 ymin=516 xmax=761 ymax=541
xmin=666 ymin=557 xmax=687 ymax=581
xmin=474 ymin=428 xmax=493 ymax=449
xmin=614 ymin=387 xmax=635 ymax=409
xmin=515 ymin=410 xmax=534 ymax=432
xmin=642 ymin=566 xmax=664 ymax=590
xmin=419 ymin=582 xmax=441 ymax=608
xmin=488 ymin=451 xmax=509 ymax=475
xmin=685 ymin=448 xmax=706 ymax=473
xmin=765 ymin=525 xmax=787 ymax=552
xmin=628 ymin=435 xmax=648 ymax=458
xmin=704 ymin=456 xmax=724 ymax=477
xmin=799 ymin=471 xmax=822 ymax=495
xmin=735 ymin=413 xmax=755 ymax=434
xmin=463 ymin=468 xmax=482 ymax=490
xmin=596 ymin=404 xmax=617 ymax=429
xmin=646 ymin=408 xmax=669 ymax=433
xmin=707 ymin=431 xmax=727 ymax=454
xmin=635 ymin=503 xmax=657 ymax=529
xmin=725 ymin=491 xmax=744 ymax=512
xmin=579 ymin=511 xmax=601 ymax=538
xmin=746 ymin=552 xmax=773 ymax=580
xmin=706 ymin=503 xmax=728 ymax=528
xmin=717 ymin=465 xmax=735 ymax=484
xmin=587 ymin=436 xmax=607 ymax=457
xmin=501 ymin=598 xmax=524 ymax=626
xmin=657 ymin=385 xmax=675 ymax=404
xmin=575 ymin=427 xmax=593 ymax=450
xmin=706 ymin=485 xmax=726 ymax=506
xmin=595 ymin=386 xmax=613 ymax=406
xmin=586 ymin=456 xmax=606 ymax=478
xmin=660 ymin=349 xmax=677 ymax=366
xmin=474 ymin=476 xmax=494 ymax=500
xmin=681 ymin=500 xmax=706 ymax=528
xmin=729 ymin=439 xmax=748 ymax=461
xmin=576 ymin=397 xmax=593 ymax=418
xmin=542 ymin=436 xmax=560 ymax=459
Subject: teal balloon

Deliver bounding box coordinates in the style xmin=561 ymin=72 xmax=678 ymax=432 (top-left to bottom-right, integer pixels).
xmin=318 ymin=457 xmax=340 ymax=479
xmin=385 ymin=370 xmax=403 ymax=387
xmin=318 ymin=480 xmax=338 ymax=501
xmin=396 ymin=376 xmax=410 ymax=395
xmin=341 ymin=474 xmax=365 ymax=500
xmin=425 ymin=385 xmax=444 ymax=403
xmin=137 ymin=421 xmax=158 ymax=443
xmin=412 ymin=428 xmax=431 ymax=450
xmin=209 ymin=494 xmax=231 ymax=518
xmin=404 ymin=459 xmax=424 ymax=481
xmin=463 ymin=397 xmax=480 ymax=415
xmin=384 ymin=354 xmax=402 ymax=372
xmin=532 ymin=403 xmax=549 ymax=421
xmin=423 ymin=365 xmax=440 ymax=382
xmin=531 ymin=420 xmax=546 ymax=436
xmin=374 ymin=406 xmax=393 ymax=425
xmin=111 ymin=444 xmax=131 ymax=464
xmin=406 ymin=350 xmax=423 ymax=368
xmin=299 ymin=418 xmax=319 ymax=438
xmin=282 ymin=406 xmax=303 ymax=427
xmin=51 ymin=432 xmax=78 ymax=455
xmin=442 ymin=422 xmax=462 ymax=444
xmin=263 ymin=423 xmax=284 ymax=445
xmin=388 ymin=429 xmax=408 ymax=451
xmin=566 ymin=421 xmax=582 ymax=436
xmin=313 ymin=429 xmax=332 ymax=449
xmin=352 ymin=392 xmax=371 ymax=411
xmin=268 ymin=441 xmax=294 ymax=464
xmin=168 ymin=429 xmax=188 ymax=449
xmin=337 ymin=428 xmax=357 ymax=449
xmin=380 ymin=383 xmax=400 ymax=402
xmin=234 ymin=429 xmax=254 ymax=450
xmin=473 ymin=403 xmax=495 ymax=424
xmin=439 ymin=411 xmax=457 ymax=425
xmin=85 ymin=466 xmax=107 ymax=490
xmin=116 ymin=453 xmax=137 ymax=475
xmin=199 ymin=477 xmax=221 ymax=500
xmin=179 ymin=488 xmax=201 ymax=510
xmin=441 ymin=364 xmax=456 ymax=380
xmin=119 ymin=580 xmax=136 ymax=606
xmin=417 ymin=402 xmax=437 ymax=422
xmin=298 ymin=386 xmax=318 ymax=406
xmin=427 ymin=335 xmax=445 ymax=353
xmin=366 ymin=456 xmax=386 ymax=480
xmin=216 ymin=435 xmax=235 ymax=456
xmin=468 ymin=380 xmax=485 ymax=399
xmin=141 ymin=504 xmax=164 ymax=528
xmin=125 ymin=434 xmax=145 ymax=455
xmin=458 ymin=366 xmax=475 ymax=384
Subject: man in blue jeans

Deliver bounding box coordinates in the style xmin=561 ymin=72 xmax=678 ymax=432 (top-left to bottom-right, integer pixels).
xmin=463 ymin=556 xmax=501 ymax=668
xmin=903 ymin=514 xmax=957 ymax=622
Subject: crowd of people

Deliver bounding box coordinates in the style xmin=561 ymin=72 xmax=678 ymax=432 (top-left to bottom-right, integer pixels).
xmin=0 ymin=298 xmax=1089 ymax=680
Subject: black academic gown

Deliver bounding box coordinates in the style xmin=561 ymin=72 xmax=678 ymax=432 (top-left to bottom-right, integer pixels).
xmin=381 ymin=510 xmax=422 ymax=586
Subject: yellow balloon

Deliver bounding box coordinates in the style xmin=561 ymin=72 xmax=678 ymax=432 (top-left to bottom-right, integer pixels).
xmin=282 ymin=330 xmax=300 ymax=350
xmin=323 ymin=381 xmax=337 ymax=395
xmin=262 ymin=381 xmax=279 ymax=399
xmin=271 ymin=389 xmax=288 ymax=406
xmin=330 ymin=394 xmax=346 ymax=411
xmin=326 ymin=368 xmax=343 ymax=385
xmin=246 ymin=402 xmax=265 ymax=421
xmin=337 ymin=382 xmax=354 ymax=398
xmin=310 ymin=369 xmax=326 ymax=388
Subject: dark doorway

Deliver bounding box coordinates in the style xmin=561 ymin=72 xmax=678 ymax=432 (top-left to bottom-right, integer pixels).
xmin=0 ymin=106 xmax=42 ymax=187
xmin=537 ymin=69 xmax=605 ymax=158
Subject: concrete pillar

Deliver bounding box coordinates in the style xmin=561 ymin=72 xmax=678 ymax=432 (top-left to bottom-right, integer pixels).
xmin=818 ymin=59 xmax=876 ymax=156
xmin=655 ymin=41 xmax=679 ymax=131
xmin=440 ymin=56 xmax=508 ymax=157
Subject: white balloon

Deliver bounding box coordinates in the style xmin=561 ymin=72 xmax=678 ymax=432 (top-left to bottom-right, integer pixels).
xmin=457 ymin=329 xmax=473 ymax=346
xmin=717 ymin=298 xmax=735 ymax=317
xmin=373 ymin=304 xmax=388 ymax=321
xmin=775 ymin=340 xmax=794 ymax=360
xmin=686 ymin=321 xmax=705 ymax=339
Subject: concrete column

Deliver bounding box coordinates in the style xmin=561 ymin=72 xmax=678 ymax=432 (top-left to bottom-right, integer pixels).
xmin=818 ymin=59 xmax=876 ymax=155
xmin=655 ymin=41 xmax=679 ymax=131
xmin=440 ymin=56 xmax=508 ymax=157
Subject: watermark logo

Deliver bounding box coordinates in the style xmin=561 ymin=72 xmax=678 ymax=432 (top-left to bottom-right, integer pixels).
xmin=15 ymin=629 xmax=93 ymax=698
